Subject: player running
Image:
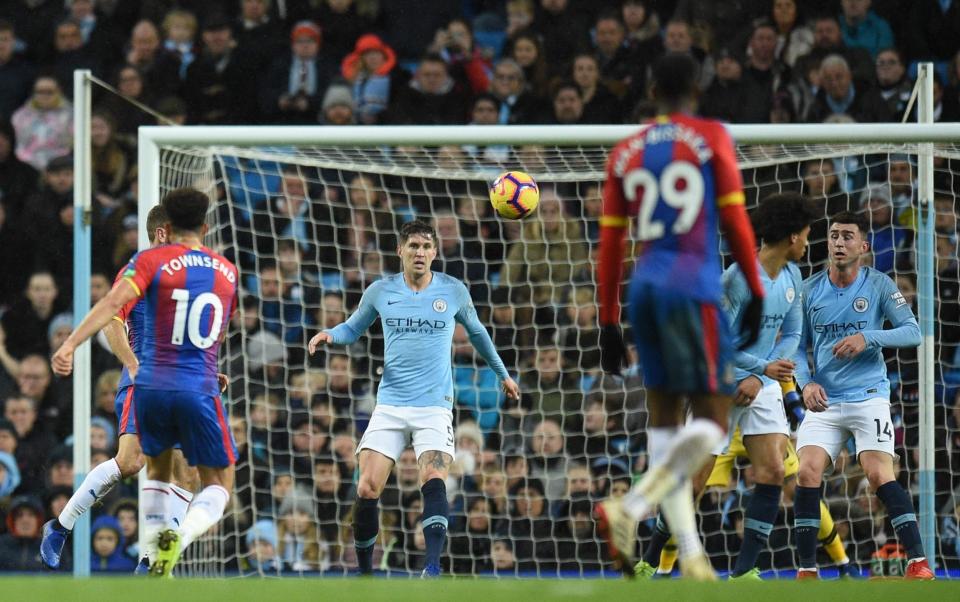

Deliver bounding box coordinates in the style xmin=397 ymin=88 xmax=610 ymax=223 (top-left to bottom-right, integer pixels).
xmin=41 ymin=205 xmax=204 ymax=572
xmin=308 ymin=219 xmax=519 ymax=578
xmin=52 ymin=188 xmax=239 ymax=578
xmin=791 ymin=211 xmax=933 ymax=580
xmin=595 ymin=52 xmax=765 ymax=581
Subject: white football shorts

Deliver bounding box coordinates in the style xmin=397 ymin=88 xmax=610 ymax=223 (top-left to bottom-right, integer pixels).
xmin=713 ymin=381 xmax=789 ymax=454
xmin=796 ymin=397 xmax=895 ymax=465
xmin=356 ymin=404 xmax=455 ymax=461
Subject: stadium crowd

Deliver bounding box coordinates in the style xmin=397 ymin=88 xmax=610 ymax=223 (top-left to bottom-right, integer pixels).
xmin=0 ymin=0 xmax=960 ymax=576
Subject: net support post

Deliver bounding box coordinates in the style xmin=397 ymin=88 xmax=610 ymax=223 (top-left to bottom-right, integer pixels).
xmin=71 ymin=68 xmax=93 ymax=577
xmin=916 ymin=62 xmax=937 ymax=567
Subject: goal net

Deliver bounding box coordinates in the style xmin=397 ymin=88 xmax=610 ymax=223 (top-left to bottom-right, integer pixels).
xmin=143 ymin=126 xmax=959 ymax=578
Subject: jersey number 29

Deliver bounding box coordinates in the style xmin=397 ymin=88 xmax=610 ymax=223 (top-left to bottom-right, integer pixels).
xmin=171 ymin=288 xmax=224 ymax=349
xmin=624 ymin=162 xmax=704 ymax=241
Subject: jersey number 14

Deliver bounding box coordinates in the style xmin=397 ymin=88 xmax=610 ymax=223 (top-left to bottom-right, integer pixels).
xmin=171 ymin=288 xmax=224 ymax=349
xmin=624 ymin=162 xmax=704 ymax=241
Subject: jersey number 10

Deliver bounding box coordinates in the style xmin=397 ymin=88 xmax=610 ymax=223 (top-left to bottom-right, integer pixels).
xmin=624 ymin=162 xmax=704 ymax=241
xmin=171 ymin=288 xmax=225 ymax=349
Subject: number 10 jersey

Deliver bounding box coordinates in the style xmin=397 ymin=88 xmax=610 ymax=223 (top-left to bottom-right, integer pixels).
xmin=121 ymin=242 xmax=238 ymax=397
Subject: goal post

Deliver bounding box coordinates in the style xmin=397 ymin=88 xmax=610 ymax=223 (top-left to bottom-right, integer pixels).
xmin=136 ymin=119 xmax=958 ymax=576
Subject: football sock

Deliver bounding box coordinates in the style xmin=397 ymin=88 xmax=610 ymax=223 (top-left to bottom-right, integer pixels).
xmin=817 ymin=501 xmax=848 ymax=564
xmin=659 ymin=537 xmax=679 ymax=574
xmin=643 ymin=514 xmax=670 ymax=567
xmin=421 ymin=478 xmax=449 ymax=570
xmin=179 ymin=485 xmax=229 ymax=550
xmin=58 ymin=458 xmax=121 ymax=530
xmin=141 ymin=479 xmax=171 ymax=563
xmin=354 ymin=497 xmax=379 ymax=574
xmin=732 ymin=483 xmax=781 ymax=576
xmin=794 ymin=485 xmax=821 ymax=570
xmin=660 ymin=480 xmax=702 ymax=560
xmin=169 ymin=484 xmax=194 ymax=530
xmin=875 ymin=481 xmax=924 ymax=559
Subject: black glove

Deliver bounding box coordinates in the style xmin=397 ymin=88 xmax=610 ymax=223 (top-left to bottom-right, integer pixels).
xmin=600 ymin=324 xmax=627 ymax=375
xmin=739 ymin=294 xmax=764 ymax=350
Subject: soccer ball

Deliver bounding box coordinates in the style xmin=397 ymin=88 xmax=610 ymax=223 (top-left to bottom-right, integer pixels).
xmin=489 ymin=171 xmax=540 ymax=219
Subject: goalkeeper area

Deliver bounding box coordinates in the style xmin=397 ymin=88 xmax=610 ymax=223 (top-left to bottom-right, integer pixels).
xmin=6 ymin=576 xmax=957 ymax=602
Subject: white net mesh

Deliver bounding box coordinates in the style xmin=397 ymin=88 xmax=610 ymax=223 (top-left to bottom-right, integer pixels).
xmin=150 ymin=138 xmax=960 ymax=577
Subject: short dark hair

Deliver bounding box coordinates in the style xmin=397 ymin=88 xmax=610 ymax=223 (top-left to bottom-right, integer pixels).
xmin=751 ymin=192 xmax=820 ymax=244
xmin=652 ymin=52 xmax=698 ymax=105
xmin=551 ymin=80 xmax=581 ymax=101
xmin=146 ymin=205 xmax=169 ymax=243
xmin=160 ymin=187 xmax=208 ymax=233
xmin=398 ymin=219 xmax=436 ymax=245
xmin=829 ymin=210 xmax=870 ymax=236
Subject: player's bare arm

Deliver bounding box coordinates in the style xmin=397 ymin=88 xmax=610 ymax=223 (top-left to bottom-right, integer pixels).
xmin=52 ymin=279 xmax=139 ymax=376
xmin=103 ymin=317 xmax=139 ymax=379
xmin=308 ymin=330 xmax=333 ymax=355
xmin=501 ymin=376 xmax=520 ymax=401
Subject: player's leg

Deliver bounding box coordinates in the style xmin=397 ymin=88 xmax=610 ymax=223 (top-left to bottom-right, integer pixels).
xmin=853 ymin=400 xmax=932 ymax=579
xmin=731 ymin=432 xmax=786 ymax=578
xmin=168 ymin=450 xmax=199 ymax=530
xmin=40 ymin=430 xmax=146 ymax=568
xmin=354 ymin=449 xmax=396 ymax=574
xmin=412 ymin=406 xmax=456 ymax=577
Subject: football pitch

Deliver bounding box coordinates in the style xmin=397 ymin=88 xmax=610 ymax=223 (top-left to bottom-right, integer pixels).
xmin=4 ymin=577 xmax=958 ymax=602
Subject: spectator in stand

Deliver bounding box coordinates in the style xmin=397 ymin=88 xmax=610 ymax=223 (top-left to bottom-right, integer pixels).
xmin=621 ymin=0 xmax=662 ymax=68
xmin=44 ymin=18 xmax=103 ymax=97
xmin=184 ymin=16 xmax=252 ymax=124
xmin=662 ymin=19 xmax=714 ymax=91
xmin=19 ymin=155 xmax=74 ymax=288
xmin=547 ymin=81 xmax=586 ymax=125
xmin=452 ymin=323 xmax=503 ymax=436
xmin=124 ymin=20 xmax=181 ymax=99
xmin=90 ymin=515 xmax=136 ymax=572
xmin=233 ymin=0 xmax=285 ymax=81
xmin=507 ymin=0 xmax=536 ymax=39
xmin=0 ymin=20 xmax=35 ymax=120
xmin=861 ymin=184 xmax=911 ymax=275
xmin=526 ymin=417 xmax=569 ymax=504
xmin=488 ymin=58 xmax=545 ymax=124
xmin=313 ymin=455 xmax=343 ymax=543
xmin=769 ymin=0 xmax=813 ymax=68
xmin=91 ymin=66 xmax=147 ymax=143
xmin=839 ymin=0 xmax=893 ymax=60
xmin=700 ymin=46 xmax=747 ymax=123
xmin=65 ymin=0 xmax=123 ymax=67
xmin=806 ymin=54 xmax=892 ymax=123
xmin=449 ymin=495 xmax=495 ymax=574
xmin=387 ymin=53 xmax=469 ymax=125
xmin=796 ymin=14 xmax=873 ymax=88
xmin=591 ymin=11 xmax=642 ymax=100
xmin=906 ymin=0 xmax=960 ymax=62
xmin=261 ymin=21 xmax=336 ymax=124
xmin=557 ymin=285 xmax=600 ymax=373
xmin=277 ymin=488 xmax=326 ymax=571
xmin=506 ymin=476 xmax=556 ymax=574
xmin=89 ymin=111 xmax=132 ymax=211
xmin=0 ymin=119 xmax=39 ymax=221
xmin=378 ymin=0 xmax=459 ymax=66
xmin=430 ymin=18 xmax=493 ymax=97
xmin=874 ymin=48 xmax=912 ymax=120
xmin=315 ymin=0 xmax=370 ymax=64
xmin=570 ymin=53 xmax=622 ymax=123
xmin=320 ymin=82 xmax=356 ymax=125
xmin=5 ymin=395 xmax=55 ymax=495
xmin=739 ymin=19 xmax=791 ymax=124
xmin=0 ymin=447 xmax=21 ymax=500
xmin=340 ymin=34 xmax=397 ymax=125
xmin=936 ymin=195 xmax=959 ymax=238
xmin=936 ymin=234 xmax=960 ymax=367
xmin=0 ymin=495 xmax=45 ymax=570
xmin=11 ymin=75 xmax=72 ymax=172
xmin=534 ymin=0 xmax=590 ymax=78
xmin=505 ymin=30 xmax=548 ymax=102
xmin=161 ymin=9 xmax=198 ymax=81
xmin=15 ymin=354 xmax=56 ymax=425
xmin=1 ymin=271 xmax=59 ymax=359
xmin=510 ymin=346 xmax=583 ymax=441
xmin=800 ymin=159 xmax=850 ymax=270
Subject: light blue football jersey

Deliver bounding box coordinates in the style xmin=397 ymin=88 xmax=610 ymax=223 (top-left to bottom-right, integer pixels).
xmin=325 ymin=272 xmax=509 ymax=409
xmin=793 ymin=266 xmax=920 ymax=403
xmin=723 ymin=260 xmax=803 ymax=386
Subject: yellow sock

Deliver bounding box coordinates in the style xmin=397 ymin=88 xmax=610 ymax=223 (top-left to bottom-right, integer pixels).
xmin=817 ymin=500 xmax=848 ymax=564
xmin=659 ymin=536 xmax=679 ymax=573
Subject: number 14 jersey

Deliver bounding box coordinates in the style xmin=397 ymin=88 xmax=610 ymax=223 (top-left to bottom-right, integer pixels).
xmin=603 ymin=113 xmax=744 ymax=305
xmin=121 ymin=243 xmax=238 ymax=396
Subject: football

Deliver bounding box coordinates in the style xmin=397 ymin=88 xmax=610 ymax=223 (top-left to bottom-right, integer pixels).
xmin=489 ymin=171 xmax=540 ymax=219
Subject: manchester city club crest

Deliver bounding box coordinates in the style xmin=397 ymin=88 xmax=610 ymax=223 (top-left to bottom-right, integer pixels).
xmin=853 ymin=297 xmax=869 ymax=313
xmin=785 ymin=287 xmax=795 ymax=303
xmin=433 ymin=298 xmax=447 ymax=313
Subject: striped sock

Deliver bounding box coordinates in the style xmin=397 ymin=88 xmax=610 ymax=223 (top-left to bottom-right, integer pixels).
xmin=875 ymin=481 xmax=924 ymax=559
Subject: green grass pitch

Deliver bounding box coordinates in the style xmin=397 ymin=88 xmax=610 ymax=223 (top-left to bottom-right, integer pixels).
xmin=3 ymin=577 xmax=957 ymax=602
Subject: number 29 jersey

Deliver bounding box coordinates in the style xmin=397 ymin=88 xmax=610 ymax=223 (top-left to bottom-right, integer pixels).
xmin=121 ymin=243 xmax=238 ymax=397
xmin=603 ymin=113 xmax=744 ymax=304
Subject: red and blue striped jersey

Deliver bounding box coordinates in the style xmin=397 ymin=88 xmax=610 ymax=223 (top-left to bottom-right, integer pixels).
xmin=599 ymin=113 xmax=763 ymax=326
xmin=114 ymin=265 xmax=145 ymax=390
xmin=121 ymin=243 xmax=238 ymax=396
